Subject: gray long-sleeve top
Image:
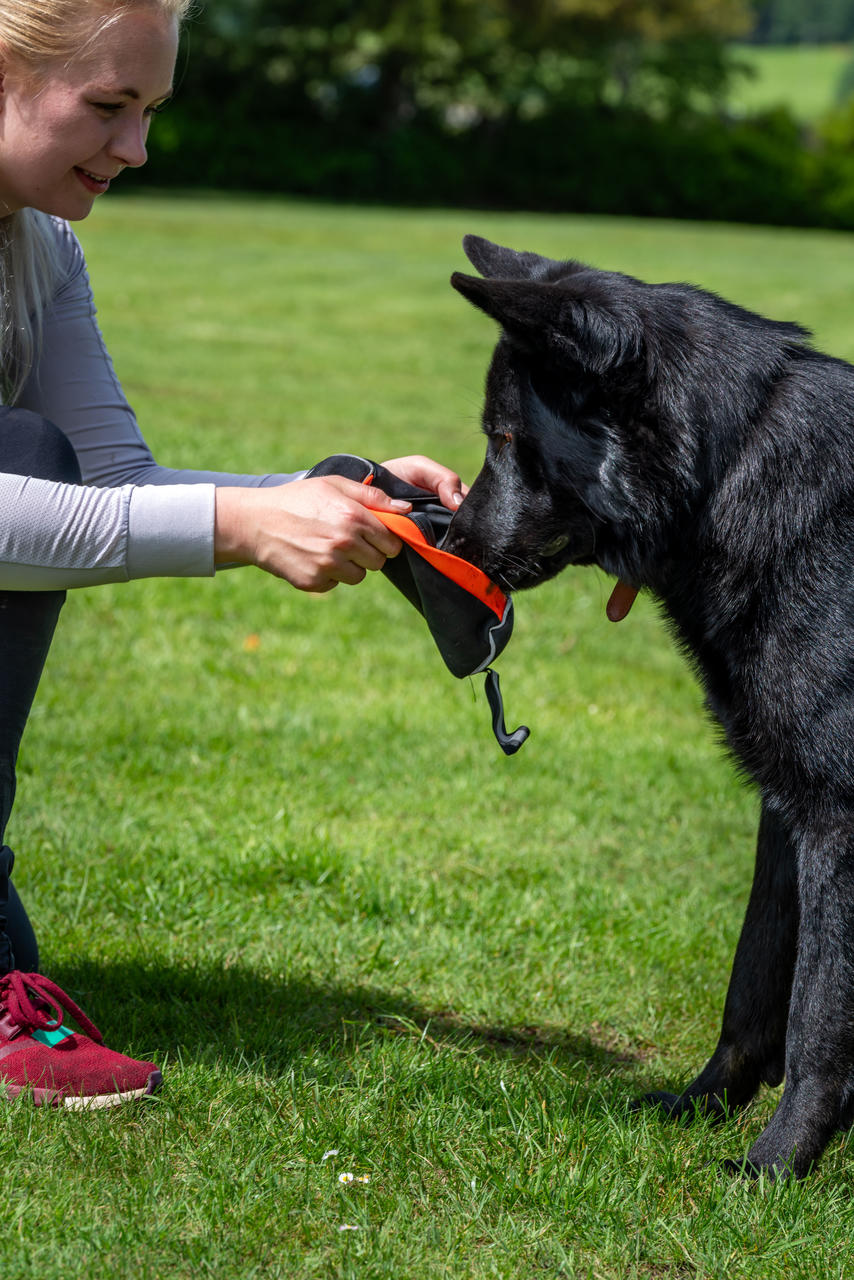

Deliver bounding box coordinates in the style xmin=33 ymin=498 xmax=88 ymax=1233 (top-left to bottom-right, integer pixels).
xmin=2 ymin=217 xmax=301 ymax=590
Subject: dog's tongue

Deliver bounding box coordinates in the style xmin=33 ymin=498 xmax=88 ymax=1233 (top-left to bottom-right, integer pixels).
xmin=606 ymin=581 xmax=639 ymax=622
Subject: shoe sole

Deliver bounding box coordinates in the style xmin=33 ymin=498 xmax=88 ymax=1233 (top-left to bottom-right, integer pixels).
xmin=3 ymin=1069 xmax=162 ymax=1109
xmin=63 ymin=1069 xmax=163 ymax=1110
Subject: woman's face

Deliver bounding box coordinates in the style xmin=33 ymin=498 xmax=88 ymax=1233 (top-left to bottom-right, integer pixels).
xmin=0 ymin=7 xmax=178 ymax=220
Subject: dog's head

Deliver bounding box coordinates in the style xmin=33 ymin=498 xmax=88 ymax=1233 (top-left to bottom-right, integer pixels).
xmin=444 ymin=235 xmax=810 ymax=595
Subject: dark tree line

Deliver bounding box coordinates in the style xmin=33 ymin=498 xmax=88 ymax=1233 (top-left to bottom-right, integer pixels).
xmin=748 ymin=0 xmax=854 ymax=42
xmin=133 ymin=0 xmax=854 ymax=230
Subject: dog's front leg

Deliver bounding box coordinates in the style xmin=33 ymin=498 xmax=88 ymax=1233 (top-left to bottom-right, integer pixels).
xmin=639 ymin=802 xmax=797 ymax=1121
xmin=729 ymin=820 xmax=854 ymax=1178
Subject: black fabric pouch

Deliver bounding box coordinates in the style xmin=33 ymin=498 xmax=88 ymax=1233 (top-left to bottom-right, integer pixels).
xmin=305 ymin=454 xmax=529 ymax=754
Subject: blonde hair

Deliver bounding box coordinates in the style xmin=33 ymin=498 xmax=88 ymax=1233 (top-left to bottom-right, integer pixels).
xmin=0 ymin=0 xmax=191 ymax=68
xmin=0 ymin=0 xmax=191 ymax=402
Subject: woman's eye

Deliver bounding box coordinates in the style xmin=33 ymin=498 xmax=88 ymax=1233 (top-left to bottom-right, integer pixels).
xmin=91 ymin=99 xmax=168 ymax=119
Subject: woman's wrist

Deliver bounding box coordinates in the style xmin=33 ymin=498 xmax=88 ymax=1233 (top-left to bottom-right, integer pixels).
xmin=214 ymin=487 xmax=256 ymax=566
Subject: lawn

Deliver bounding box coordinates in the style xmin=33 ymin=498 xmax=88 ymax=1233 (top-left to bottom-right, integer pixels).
xmin=5 ymin=195 xmax=854 ymax=1277
xmin=728 ymin=42 xmax=854 ymax=121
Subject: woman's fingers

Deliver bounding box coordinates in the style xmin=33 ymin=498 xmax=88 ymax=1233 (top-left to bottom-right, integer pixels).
xmin=214 ymin=478 xmax=408 ymax=592
xmin=380 ymin=455 xmax=468 ymax=510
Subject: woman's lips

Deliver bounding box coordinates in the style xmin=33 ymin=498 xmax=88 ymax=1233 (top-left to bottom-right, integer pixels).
xmin=74 ymin=167 xmax=111 ymax=194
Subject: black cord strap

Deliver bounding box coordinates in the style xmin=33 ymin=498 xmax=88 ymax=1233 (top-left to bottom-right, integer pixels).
xmin=484 ymin=668 xmax=530 ymax=755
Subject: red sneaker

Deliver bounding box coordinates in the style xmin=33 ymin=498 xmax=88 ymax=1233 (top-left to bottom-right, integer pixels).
xmin=0 ymin=971 xmax=162 ymax=1108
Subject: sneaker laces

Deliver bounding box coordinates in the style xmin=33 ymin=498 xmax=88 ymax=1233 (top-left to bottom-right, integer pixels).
xmin=0 ymin=971 xmax=104 ymax=1044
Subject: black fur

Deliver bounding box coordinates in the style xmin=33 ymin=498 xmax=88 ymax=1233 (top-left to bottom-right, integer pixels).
xmin=445 ymin=234 xmax=854 ymax=1179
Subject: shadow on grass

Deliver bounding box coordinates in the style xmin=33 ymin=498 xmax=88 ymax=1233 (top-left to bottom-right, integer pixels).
xmin=47 ymin=956 xmax=653 ymax=1089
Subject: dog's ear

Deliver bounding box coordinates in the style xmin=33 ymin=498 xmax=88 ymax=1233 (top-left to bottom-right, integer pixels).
xmin=462 ymin=235 xmax=557 ymax=281
xmin=451 ymin=273 xmax=641 ymax=374
xmin=451 ymin=273 xmax=561 ymax=333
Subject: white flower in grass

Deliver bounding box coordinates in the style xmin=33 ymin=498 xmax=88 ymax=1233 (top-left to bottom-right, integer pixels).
xmin=321 ymin=1149 xmax=339 ymax=1162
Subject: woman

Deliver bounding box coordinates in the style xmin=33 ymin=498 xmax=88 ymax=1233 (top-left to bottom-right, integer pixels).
xmin=0 ymin=0 xmax=464 ymax=1106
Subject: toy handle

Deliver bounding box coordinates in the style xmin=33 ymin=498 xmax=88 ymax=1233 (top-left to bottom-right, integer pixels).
xmin=484 ymin=669 xmax=530 ymax=755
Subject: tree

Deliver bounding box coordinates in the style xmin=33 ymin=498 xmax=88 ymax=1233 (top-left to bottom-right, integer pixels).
xmin=176 ymin=0 xmax=754 ymax=133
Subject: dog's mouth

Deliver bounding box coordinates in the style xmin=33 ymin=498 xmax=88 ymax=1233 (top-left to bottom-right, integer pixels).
xmin=446 ymin=532 xmax=593 ymax=594
xmin=488 ymin=547 xmax=581 ymax=594
xmin=465 ymin=531 xmax=635 ymax=610
xmin=494 ymin=561 xmax=638 ymax=624
xmin=444 ymin=495 xmax=597 ymax=592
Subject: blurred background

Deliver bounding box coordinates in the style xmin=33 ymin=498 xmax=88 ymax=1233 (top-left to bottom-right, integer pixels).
xmin=133 ymin=0 xmax=854 ymax=228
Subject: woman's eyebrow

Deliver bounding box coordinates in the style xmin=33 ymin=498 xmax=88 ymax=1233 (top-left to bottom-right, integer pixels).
xmin=92 ymin=86 xmax=174 ymax=101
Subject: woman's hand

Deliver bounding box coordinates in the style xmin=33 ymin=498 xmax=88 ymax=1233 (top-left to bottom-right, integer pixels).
xmin=381 ymin=455 xmax=467 ymax=510
xmin=214 ymin=476 xmax=412 ymax=593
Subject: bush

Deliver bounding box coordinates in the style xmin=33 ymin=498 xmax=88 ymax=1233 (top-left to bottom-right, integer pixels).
xmin=130 ymin=94 xmax=852 ymax=230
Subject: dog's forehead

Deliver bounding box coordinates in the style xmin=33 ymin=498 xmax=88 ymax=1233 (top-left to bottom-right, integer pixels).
xmin=482 ymin=340 xmax=576 ymax=430
xmin=484 ymin=338 xmax=526 ymax=400
xmin=539 ymin=258 xmax=587 ymax=283
xmin=490 ymin=333 xmax=539 ymax=376
xmin=551 ymin=261 xmax=647 ymax=298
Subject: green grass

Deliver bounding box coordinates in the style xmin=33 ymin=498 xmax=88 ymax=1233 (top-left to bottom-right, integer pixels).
xmin=6 ymin=195 xmax=854 ymax=1276
xmin=728 ymin=42 xmax=854 ymax=121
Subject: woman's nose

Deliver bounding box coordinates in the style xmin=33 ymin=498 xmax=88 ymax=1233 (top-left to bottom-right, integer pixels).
xmin=109 ymin=116 xmax=149 ymax=169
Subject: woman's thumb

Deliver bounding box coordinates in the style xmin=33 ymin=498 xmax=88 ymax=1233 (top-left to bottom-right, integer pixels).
xmin=330 ymin=476 xmax=412 ymax=514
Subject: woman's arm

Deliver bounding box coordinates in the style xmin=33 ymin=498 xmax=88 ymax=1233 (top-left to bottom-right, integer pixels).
xmin=0 ymin=471 xmax=214 ymax=590
xmin=15 ymin=219 xmax=300 ymax=491
xmin=3 ymin=219 xmax=463 ymax=592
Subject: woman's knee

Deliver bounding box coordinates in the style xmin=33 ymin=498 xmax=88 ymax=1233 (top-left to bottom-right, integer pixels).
xmin=0 ymin=407 xmax=81 ymax=485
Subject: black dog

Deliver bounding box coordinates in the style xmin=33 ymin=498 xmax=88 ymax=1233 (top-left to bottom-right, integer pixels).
xmin=444 ymin=234 xmax=854 ymax=1179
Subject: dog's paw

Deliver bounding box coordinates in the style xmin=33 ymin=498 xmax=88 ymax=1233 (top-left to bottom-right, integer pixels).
xmin=630 ymin=1090 xmax=698 ymax=1126
xmin=720 ymin=1156 xmax=763 ymax=1180
xmin=630 ymin=1090 xmax=680 ymax=1115
xmin=719 ymin=1155 xmax=795 ymax=1182
xmin=631 ymin=1089 xmax=730 ymax=1126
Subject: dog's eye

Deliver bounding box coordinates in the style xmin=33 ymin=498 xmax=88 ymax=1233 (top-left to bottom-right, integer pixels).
xmin=496 ymin=431 xmax=513 ymax=455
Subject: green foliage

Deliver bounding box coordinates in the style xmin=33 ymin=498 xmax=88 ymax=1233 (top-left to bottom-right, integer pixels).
xmin=166 ymin=0 xmax=750 ymax=148
xmin=126 ymin=2 xmax=854 ymax=230
xmin=809 ymin=101 xmax=854 ymax=227
xmin=8 ymin=195 xmax=854 ymax=1276
xmin=141 ymin=94 xmax=821 ymax=228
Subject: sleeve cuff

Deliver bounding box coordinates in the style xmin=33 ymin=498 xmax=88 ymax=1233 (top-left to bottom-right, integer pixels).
xmin=126 ymin=484 xmax=216 ymax=580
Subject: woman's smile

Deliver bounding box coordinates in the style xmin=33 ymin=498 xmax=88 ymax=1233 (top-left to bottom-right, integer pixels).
xmin=73 ymin=166 xmax=115 ymax=195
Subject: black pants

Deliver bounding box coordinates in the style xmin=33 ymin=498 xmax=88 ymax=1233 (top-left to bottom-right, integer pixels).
xmin=0 ymin=407 xmax=82 ymax=974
